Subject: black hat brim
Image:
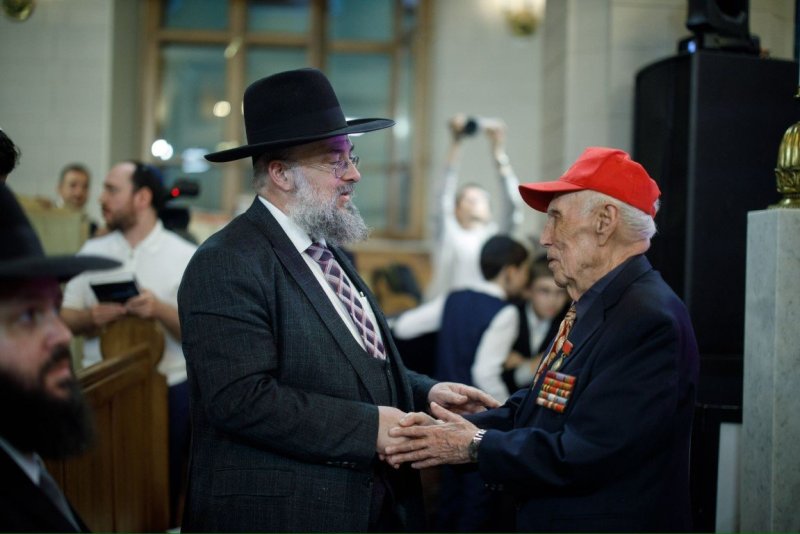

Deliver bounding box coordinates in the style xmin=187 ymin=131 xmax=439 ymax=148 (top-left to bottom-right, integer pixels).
xmin=0 ymin=255 xmax=121 ymax=282
xmin=204 ymin=118 xmax=395 ymax=163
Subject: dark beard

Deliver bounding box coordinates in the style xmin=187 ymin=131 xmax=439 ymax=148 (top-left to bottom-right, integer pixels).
xmin=0 ymin=347 xmax=94 ymax=459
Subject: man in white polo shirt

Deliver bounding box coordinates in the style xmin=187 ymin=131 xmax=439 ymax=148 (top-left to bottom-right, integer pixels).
xmin=60 ymin=161 xmax=196 ymax=525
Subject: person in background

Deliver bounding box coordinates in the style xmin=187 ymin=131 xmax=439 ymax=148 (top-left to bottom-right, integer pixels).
xmin=0 ymin=183 xmax=119 ymax=532
xmin=0 ymin=129 xmax=21 ymax=183
xmin=392 ymin=234 xmax=529 ymax=532
xmin=56 ymin=163 xmax=99 ymax=237
xmin=59 ymin=161 xmax=197 ymax=526
xmin=386 ymin=147 xmax=700 ymax=533
xmin=503 ymin=254 xmax=570 ymax=392
xmin=56 ymin=164 xmax=90 ymax=212
xmin=425 ymin=114 xmax=525 ymax=300
xmin=178 ymin=68 xmax=498 ymax=533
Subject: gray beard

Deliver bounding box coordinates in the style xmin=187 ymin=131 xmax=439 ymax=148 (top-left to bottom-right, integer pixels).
xmin=287 ymin=169 xmax=370 ymax=246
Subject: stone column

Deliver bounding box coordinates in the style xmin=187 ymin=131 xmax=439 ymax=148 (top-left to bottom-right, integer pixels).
xmin=740 ymin=209 xmax=800 ymax=531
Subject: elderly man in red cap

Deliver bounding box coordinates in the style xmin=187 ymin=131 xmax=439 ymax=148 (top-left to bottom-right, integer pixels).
xmin=386 ymin=147 xmax=700 ymax=533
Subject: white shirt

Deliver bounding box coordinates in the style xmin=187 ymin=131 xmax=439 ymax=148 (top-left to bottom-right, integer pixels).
xmin=392 ymin=280 xmax=517 ymax=402
xmin=513 ymin=303 xmax=555 ymax=387
xmin=258 ymin=196 xmax=385 ymax=354
xmin=62 ymin=220 xmax=197 ymax=385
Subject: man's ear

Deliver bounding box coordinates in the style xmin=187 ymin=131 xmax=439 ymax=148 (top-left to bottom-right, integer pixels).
xmin=268 ymin=160 xmax=294 ymax=192
xmin=595 ymin=203 xmax=619 ymax=246
xmin=134 ymin=186 xmax=153 ymax=211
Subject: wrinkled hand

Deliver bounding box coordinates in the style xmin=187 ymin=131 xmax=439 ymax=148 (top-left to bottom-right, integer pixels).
xmin=376 ymin=406 xmax=409 ymax=456
xmin=385 ymin=402 xmax=478 ymax=469
xmin=90 ymin=302 xmax=126 ymax=327
xmin=125 ymin=289 xmax=160 ymax=319
xmin=428 ymin=382 xmax=500 ymax=415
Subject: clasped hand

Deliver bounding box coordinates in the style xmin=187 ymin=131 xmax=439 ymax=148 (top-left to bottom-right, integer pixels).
xmin=382 ymin=402 xmax=479 ymax=469
xmin=376 ymin=382 xmax=496 ymax=463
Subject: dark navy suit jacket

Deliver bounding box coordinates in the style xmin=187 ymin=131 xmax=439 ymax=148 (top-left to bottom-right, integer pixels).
xmin=469 ymin=255 xmax=699 ymax=532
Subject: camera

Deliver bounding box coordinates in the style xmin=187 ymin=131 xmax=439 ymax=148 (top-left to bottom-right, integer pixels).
xmin=461 ymin=116 xmax=481 ymax=137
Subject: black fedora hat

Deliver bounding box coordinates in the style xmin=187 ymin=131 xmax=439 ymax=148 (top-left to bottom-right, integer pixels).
xmin=0 ymin=184 xmax=119 ymax=281
xmin=205 ymin=68 xmax=395 ymax=163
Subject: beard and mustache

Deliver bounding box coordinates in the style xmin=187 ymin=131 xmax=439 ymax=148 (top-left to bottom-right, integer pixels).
xmin=0 ymin=345 xmax=93 ymax=460
xmin=286 ymin=168 xmax=370 ymax=246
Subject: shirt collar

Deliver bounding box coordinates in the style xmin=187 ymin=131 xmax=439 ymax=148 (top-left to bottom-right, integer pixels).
xmin=471 ymin=279 xmax=508 ymax=300
xmin=0 ymin=436 xmax=41 ymax=485
xmin=258 ymin=195 xmax=321 ymax=254
xmin=574 ymin=255 xmax=637 ymax=319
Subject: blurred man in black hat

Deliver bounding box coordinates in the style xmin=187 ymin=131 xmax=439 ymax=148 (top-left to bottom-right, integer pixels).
xmin=178 ymin=68 xmax=498 ymax=532
xmin=0 ymin=183 xmax=119 ymax=532
xmin=0 ymin=129 xmax=21 ymax=183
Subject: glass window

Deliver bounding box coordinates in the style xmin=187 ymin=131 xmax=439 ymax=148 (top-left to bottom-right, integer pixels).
xmin=246 ymin=47 xmax=310 ymax=86
xmin=146 ymin=0 xmax=428 ymax=237
xmin=247 ymin=0 xmax=310 ymax=34
xmin=328 ymin=0 xmax=393 ymax=41
xmin=157 ymin=45 xmax=227 ymax=211
xmin=162 ymin=0 xmax=229 ymax=30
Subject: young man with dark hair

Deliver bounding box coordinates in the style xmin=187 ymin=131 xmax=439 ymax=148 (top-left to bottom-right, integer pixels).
xmin=59 ymin=160 xmax=196 ymax=526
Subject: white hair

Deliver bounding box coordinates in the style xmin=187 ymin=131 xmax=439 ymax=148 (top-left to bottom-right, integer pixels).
xmin=578 ymin=190 xmax=659 ymax=242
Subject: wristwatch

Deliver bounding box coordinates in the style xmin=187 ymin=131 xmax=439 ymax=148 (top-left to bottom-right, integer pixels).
xmin=468 ymin=429 xmax=487 ymax=463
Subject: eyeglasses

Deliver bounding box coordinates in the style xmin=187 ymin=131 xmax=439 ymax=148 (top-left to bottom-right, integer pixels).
xmin=294 ymin=155 xmax=360 ymax=179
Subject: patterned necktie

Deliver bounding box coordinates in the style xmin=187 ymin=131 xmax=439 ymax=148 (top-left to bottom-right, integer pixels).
xmin=533 ymin=303 xmax=577 ymax=385
xmin=38 ymin=462 xmax=81 ymax=531
xmin=307 ymin=242 xmax=387 ymax=360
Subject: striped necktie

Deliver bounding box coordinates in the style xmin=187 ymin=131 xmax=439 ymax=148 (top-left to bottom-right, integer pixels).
xmin=533 ymin=303 xmax=577 ymax=385
xmin=307 ymin=242 xmax=387 ymax=360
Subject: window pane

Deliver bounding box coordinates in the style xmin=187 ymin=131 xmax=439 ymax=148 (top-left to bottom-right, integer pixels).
xmin=328 ymin=53 xmax=392 ymax=228
xmin=329 ymin=0 xmax=393 ymax=41
xmin=162 ymin=0 xmax=229 ymax=30
xmin=245 ymin=47 xmax=309 ymax=86
xmin=158 ymin=45 xmax=227 ymax=211
xmin=247 ymin=0 xmax=310 ymax=33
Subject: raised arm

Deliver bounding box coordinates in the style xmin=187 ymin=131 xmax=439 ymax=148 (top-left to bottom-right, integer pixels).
xmin=485 ymin=120 xmax=525 ymax=235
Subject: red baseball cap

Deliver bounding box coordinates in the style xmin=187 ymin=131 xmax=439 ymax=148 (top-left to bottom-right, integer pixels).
xmin=519 ymin=147 xmax=661 ymax=217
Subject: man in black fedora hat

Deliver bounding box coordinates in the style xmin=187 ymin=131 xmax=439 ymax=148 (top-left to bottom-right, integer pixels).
xmin=0 ymin=183 xmax=119 ymax=531
xmin=178 ymin=68 xmax=499 ymax=532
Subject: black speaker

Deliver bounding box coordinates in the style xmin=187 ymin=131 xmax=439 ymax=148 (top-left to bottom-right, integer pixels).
xmin=635 ymin=50 xmax=796 ymax=362
xmin=686 ymin=0 xmax=750 ymax=38
xmin=635 ymin=50 xmax=798 ymax=531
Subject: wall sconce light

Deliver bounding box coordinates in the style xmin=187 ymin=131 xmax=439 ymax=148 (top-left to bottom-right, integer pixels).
xmin=503 ymin=0 xmax=545 ymax=37
xmin=2 ymin=0 xmax=35 ymax=21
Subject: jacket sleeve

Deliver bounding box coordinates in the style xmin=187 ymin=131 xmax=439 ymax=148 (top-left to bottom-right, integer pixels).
xmin=477 ymin=306 xmax=694 ymax=492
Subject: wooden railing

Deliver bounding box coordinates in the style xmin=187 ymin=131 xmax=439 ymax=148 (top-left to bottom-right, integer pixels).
xmin=46 ymin=317 xmax=169 ymax=532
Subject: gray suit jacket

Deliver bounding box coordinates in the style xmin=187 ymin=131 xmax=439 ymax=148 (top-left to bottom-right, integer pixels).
xmin=178 ymin=197 xmax=436 ymax=532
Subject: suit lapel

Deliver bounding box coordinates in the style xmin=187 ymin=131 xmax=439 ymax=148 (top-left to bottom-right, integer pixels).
xmin=516 ymin=255 xmax=654 ymax=422
xmin=243 ymin=199 xmax=389 ymax=404
xmin=0 ymin=448 xmax=81 ymax=532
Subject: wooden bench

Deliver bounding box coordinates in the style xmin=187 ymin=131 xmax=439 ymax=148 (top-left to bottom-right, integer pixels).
xmin=46 ymin=317 xmax=170 ymax=532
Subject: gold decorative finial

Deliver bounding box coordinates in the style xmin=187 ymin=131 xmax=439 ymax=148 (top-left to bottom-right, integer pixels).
xmin=1 ymin=0 xmax=35 ymax=21
xmin=772 ymin=93 xmax=800 ymax=209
